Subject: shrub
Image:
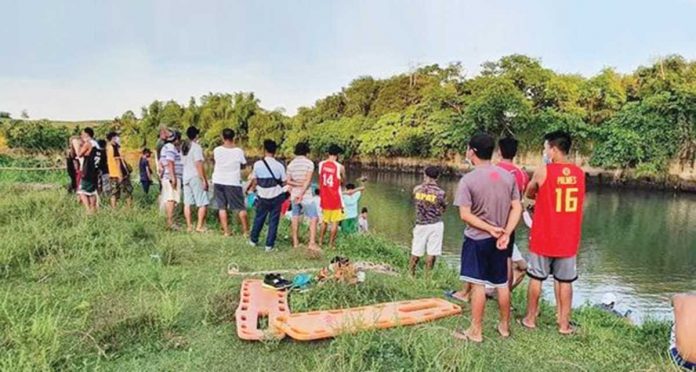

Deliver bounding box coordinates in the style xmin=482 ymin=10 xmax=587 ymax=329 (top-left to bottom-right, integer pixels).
xmin=1 ymin=120 xmax=69 ymax=152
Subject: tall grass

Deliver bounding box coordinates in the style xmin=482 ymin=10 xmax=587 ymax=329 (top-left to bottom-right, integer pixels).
xmin=0 ymin=186 xmax=677 ymax=371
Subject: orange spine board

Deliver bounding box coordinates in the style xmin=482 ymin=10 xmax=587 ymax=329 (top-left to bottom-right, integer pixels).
xmin=235 ymin=279 xmax=290 ymax=340
xmin=274 ymin=298 xmax=461 ymax=341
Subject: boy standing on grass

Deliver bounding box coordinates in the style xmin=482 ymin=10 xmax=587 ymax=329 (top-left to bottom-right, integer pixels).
xmin=409 ymin=166 xmax=447 ymax=276
xmin=212 ymin=128 xmax=249 ymax=237
xmin=182 ymin=126 xmax=209 ymax=233
xmin=139 ymin=148 xmax=153 ymax=194
xmin=319 ymin=144 xmax=346 ymax=247
xmin=358 ymin=207 xmax=369 ymax=233
xmin=341 ymin=182 xmax=365 ymax=235
xmin=521 ymin=131 xmax=585 ymax=335
xmin=452 ymin=133 xmax=521 ymax=343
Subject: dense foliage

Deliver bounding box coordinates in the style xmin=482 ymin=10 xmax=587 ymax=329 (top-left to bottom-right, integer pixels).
xmin=1 ymin=120 xmax=70 ymax=152
xmin=5 ymin=54 xmax=693 ymax=173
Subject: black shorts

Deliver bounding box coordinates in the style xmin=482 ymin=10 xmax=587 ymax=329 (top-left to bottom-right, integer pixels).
xmin=214 ymin=184 xmax=245 ymax=211
xmin=459 ymin=237 xmax=508 ymax=288
xmin=506 ymin=231 xmax=516 ymax=258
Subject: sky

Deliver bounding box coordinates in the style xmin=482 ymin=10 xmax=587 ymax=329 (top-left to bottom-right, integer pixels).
xmin=1 ymin=0 xmax=695 ymax=120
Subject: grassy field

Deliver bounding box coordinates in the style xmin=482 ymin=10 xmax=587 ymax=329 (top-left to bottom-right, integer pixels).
xmin=0 ymin=178 xmax=678 ymax=371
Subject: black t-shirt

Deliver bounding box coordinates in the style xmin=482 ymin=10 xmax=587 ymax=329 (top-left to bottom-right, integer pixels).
xmin=83 ymin=144 xmax=99 ymax=182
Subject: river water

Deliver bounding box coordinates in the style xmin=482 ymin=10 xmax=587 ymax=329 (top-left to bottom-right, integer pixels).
xmin=347 ymin=168 xmax=696 ymax=323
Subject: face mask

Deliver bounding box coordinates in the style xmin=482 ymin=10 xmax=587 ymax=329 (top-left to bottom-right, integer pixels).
xmin=543 ymin=153 xmax=552 ymax=165
xmin=114 ymin=136 xmax=121 ymax=145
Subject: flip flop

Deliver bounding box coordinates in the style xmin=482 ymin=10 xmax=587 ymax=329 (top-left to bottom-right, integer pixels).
xmin=452 ymin=330 xmax=482 ymax=343
xmin=558 ymin=325 xmax=577 ymax=336
xmin=444 ymin=290 xmax=468 ymax=303
xmin=517 ymin=318 xmax=536 ymax=330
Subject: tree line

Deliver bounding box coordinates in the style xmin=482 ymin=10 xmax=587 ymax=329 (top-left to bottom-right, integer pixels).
xmin=3 ymin=54 xmax=695 ymax=175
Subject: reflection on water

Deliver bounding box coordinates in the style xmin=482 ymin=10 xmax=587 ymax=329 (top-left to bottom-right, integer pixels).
xmin=350 ymin=169 xmax=696 ymax=322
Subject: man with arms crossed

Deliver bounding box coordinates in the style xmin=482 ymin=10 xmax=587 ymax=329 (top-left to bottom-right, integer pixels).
xmin=453 ymin=134 xmax=521 ymax=342
xmin=521 ymin=130 xmax=586 ymax=335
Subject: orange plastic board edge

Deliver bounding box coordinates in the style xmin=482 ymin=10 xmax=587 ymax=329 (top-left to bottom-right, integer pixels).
xmin=274 ymin=298 xmax=461 ymax=341
xmin=235 ymin=279 xmax=290 ymax=340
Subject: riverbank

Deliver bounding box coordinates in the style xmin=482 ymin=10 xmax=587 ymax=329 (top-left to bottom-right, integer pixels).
xmin=0 ymin=184 xmax=676 ymax=371
xmin=345 ymin=155 xmax=696 ymax=192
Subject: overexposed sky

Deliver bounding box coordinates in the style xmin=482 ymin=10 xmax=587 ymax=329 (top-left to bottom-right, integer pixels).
xmin=1 ymin=0 xmax=695 ymax=120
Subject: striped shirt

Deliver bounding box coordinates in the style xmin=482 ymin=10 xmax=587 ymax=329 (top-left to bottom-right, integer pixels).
xmin=161 ymin=143 xmax=183 ymax=181
xmin=287 ymin=156 xmax=314 ymax=200
xmin=252 ymin=157 xmax=286 ymax=199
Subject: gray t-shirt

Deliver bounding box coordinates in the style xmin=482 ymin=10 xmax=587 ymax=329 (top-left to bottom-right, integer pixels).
xmin=453 ymin=164 xmax=520 ymax=240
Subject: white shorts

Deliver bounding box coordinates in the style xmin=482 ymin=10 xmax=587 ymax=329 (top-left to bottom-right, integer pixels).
xmin=161 ymin=179 xmax=181 ymax=203
xmin=512 ymin=244 xmax=524 ymax=262
xmin=411 ymin=222 xmax=444 ymax=257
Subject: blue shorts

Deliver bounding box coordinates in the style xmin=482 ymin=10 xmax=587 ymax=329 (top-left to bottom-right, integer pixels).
xmin=459 ymin=237 xmax=508 ymax=288
xmin=671 ymin=347 xmax=696 ymax=371
xmin=183 ymin=177 xmax=210 ymax=207
xmin=291 ymin=200 xmax=318 ymax=219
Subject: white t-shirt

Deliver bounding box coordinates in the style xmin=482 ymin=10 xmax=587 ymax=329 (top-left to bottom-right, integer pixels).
xmin=182 ymin=141 xmax=205 ymax=183
xmin=212 ymin=146 xmax=246 ymax=186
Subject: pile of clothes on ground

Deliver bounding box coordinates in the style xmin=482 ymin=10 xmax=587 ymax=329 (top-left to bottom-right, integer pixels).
xmin=262 ymin=256 xmax=366 ymax=291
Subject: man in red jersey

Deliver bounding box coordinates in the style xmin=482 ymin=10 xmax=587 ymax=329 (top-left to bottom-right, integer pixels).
xmin=496 ymin=137 xmax=529 ymax=294
xmin=319 ymin=144 xmax=346 ymax=247
xmin=521 ymin=131 xmax=586 ymax=335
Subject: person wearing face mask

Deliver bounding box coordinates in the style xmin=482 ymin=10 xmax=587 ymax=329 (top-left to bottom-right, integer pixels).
xmin=452 ymin=133 xmax=522 ymax=343
xmin=521 ymin=131 xmax=586 ymax=335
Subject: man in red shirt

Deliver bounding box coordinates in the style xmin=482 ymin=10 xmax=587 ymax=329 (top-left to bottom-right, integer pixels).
xmin=496 ymin=137 xmax=529 ymax=294
xmin=319 ymin=144 xmax=346 ymax=247
xmin=521 ymin=131 xmax=586 ymax=335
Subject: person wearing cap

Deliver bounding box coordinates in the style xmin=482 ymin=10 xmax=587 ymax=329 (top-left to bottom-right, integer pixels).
xmin=106 ymin=131 xmax=133 ymax=208
xmin=155 ymin=126 xmax=173 ymax=190
xmin=452 ymin=133 xmax=521 ymax=343
xmin=161 ymin=130 xmax=183 ymax=230
xmin=409 ymin=166 xmax=447 ymax=276
xmin=181 ymin=126 xmax=209 ymax=233
xmin=595 ymin=293 xmax=631 ymax=319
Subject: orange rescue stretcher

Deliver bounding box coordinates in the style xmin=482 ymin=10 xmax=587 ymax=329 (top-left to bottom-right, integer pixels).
xmin=235 ymin=279 xmax=462 ymax=341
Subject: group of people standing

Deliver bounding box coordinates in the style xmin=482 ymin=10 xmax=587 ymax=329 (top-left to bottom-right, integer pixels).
xmin=405 ymin=131 xmax=586 ymax=343
xmin=69 ymin=125 xmax=368 ymax=252
xmin=67 ymin=127 xmax=133 ymax=213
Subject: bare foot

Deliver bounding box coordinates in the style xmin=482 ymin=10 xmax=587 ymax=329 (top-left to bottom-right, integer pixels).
xmin=497 ymin=323 xmax=510 ymax=338
xmin=196 ymin=227 xmax=208 ymax=233
xmin=518 ymin=318 xmax=536 ymax=330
